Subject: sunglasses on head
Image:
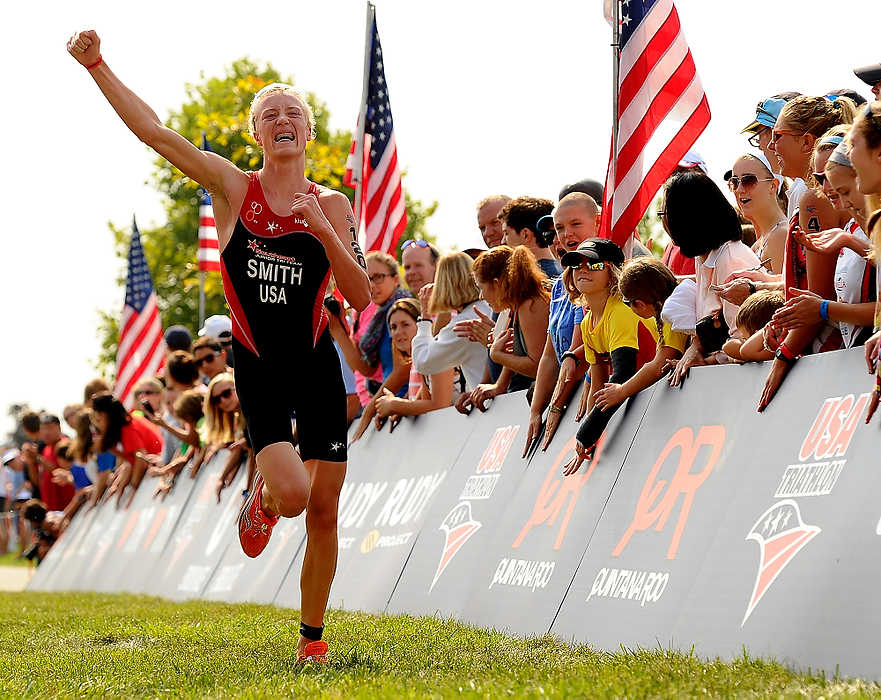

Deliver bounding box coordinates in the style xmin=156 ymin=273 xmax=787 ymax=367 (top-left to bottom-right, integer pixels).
xmin=401 ymin=239 xmax=430 ymax=251
xmin=727 ymin=174 xmax=775 ymax=191
xmin=194 ymin=353 xmax=216 ymax=367
xmin=211 ymin=387 xmax=234 ymax=404
xmin=568 ymin=260 xmax=606 ymax=271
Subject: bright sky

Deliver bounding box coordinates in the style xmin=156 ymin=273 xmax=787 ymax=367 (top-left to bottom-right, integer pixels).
xmin=1 ymin=0 xmax=877 ymax=437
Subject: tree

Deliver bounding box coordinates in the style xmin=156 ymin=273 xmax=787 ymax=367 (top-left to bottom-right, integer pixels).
xmin=97 ymin=59 xmax=436 ymax=372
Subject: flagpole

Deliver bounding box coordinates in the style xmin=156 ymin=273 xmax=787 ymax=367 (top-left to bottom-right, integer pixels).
xmin=198 ymin=271 xmax=206 ymax=330
xmin=611 ymin=0 xmax=620 ymax=175
xmin=353 ymin=1 xmax=374 ymax=233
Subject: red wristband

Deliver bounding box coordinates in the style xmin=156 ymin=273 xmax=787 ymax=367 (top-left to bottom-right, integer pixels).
xmin=777 ymin=342 xmax=796 ymax=362
xmin=85 ymin=54 xmax=103 ymax=70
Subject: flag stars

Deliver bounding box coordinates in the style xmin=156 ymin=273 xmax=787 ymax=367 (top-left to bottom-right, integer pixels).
xmin=621 ymin=14 xmax=631 ymax=26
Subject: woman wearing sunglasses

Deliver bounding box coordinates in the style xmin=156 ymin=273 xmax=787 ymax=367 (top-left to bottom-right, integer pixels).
xmin=847 ymin=102 xmax=881 ymax=422
xmin=727 ymin=153 xmax=787 ymax=275
xmin=759 ymin=97 xmax=857 ymax=411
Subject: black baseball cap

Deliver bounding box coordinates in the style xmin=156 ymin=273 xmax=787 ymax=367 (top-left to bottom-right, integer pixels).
xmin=536 ymin=215 xmax=555 ymax=233
xmin=854 ymin=63 xmax=881 ymax=88
xmin=560 ymin=238 xmax=625 ymax=268
xmin=163 ymin=324 xmax=193 ymax=351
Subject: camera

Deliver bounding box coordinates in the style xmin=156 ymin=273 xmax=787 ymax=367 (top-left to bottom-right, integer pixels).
xmin=323 ymin=296 xmax=342 ymax=317
xmin=141 ymin=400 xmax=155 ymax=417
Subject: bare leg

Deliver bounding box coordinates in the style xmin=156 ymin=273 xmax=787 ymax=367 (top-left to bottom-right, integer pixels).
xmin=256 ymin=442 xmax=310 ymax=518
xmin=299 ymin=459 xmax=346 ymax=654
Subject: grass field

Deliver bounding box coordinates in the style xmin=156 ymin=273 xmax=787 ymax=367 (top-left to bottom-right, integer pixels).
xmin=0 ymin=551 xmax=31 ymax=568
xmin=1 ymin=592 xmax=877 ymax=699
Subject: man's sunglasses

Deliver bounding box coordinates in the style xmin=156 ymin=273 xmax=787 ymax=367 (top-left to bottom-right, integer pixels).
xmin=195 ymin=353 xmax=217 ymax=367
xmin=401 ymin=239 xmax=430 ymax=250
xmin=211 ymin=387 xmax=234 ymax=404
xmin=727 ymin=174 xmax=775 ymax=191
xmin=135 ymin=389 xmax=160 ymax=397
xmin=568 ymin=260 xmax=606 ymax=271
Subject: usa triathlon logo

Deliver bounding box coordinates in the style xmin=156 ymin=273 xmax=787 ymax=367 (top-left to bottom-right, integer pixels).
xmin=430 ymin=502 xmax=481 ymax=591
xmin=742 ymin=499 xmax=820 ymax=626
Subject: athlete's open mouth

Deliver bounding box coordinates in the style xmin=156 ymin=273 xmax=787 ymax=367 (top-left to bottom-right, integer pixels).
xmin=274 ymin=132 xmax=296 ymax=143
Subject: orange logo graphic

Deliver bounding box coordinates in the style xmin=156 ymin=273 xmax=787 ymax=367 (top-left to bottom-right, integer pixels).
xmin=613 ymin=426 xmax=725 ymax=560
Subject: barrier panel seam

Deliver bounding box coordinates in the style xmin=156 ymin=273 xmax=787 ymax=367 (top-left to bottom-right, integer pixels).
xmin=545 ymin=384 xmax=659 ymax=635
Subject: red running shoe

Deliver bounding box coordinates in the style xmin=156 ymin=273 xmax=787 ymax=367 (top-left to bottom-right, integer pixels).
xmin=238 ymin=472 xmax=278 ymax=558
xmin=297 ymin=640 xmax=329 ymax=663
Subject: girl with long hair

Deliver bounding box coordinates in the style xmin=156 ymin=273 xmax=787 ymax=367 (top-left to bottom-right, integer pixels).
xmin=467 ymin=246 xmax=550 ymax=408
xmin=592 ymin=257 xmax=687 ymax=412
xmin=373 ymin=298 xmax=455 ymax=423
xmin=728 ymin=153 xmax=787 ymax=274
xmin=90 ymin=392 xmax=161 ymax=508
xmin=411 ymin=252 xmax=493 ymax=393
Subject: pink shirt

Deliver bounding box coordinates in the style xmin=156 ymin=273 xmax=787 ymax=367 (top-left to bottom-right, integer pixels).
xmin=352 ymin=303 xmax=384 ymax=405
xmin=695 ymin=241 xmax=761 ymax=331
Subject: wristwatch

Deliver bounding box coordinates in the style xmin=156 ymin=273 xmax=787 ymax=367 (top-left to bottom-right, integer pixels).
xmin=416 ymin=317 xmax=431 ymax=323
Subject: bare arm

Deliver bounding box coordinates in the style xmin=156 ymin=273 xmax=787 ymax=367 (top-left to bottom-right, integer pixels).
xmin=294 ymin=192 xmax=371 ymax=311
xmin=376 ymin=369 xmax=455 ymax=417
xmin=351 ymin=360 xmax=410 ymax=441
xmin=67 ymin=30 xmax=245 ymax=241
xmin=489 ymin=299 xmax=549 ymax=378
xmin=328 ymin=313 xmax=377 ymax=376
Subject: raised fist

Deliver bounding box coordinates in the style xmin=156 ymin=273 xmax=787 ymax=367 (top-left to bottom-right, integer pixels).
xmin=67 ymin=30 xmax=101 ymax=67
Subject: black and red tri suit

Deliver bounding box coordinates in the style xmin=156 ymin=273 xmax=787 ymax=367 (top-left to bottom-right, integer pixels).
xmin=220 ymin=172 xmax=347 ymax=461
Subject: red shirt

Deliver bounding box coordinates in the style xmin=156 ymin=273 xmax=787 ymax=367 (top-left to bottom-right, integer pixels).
xmin=662 ymin=242 xmax=696 ymax=276
xmin=118 ymin=417 xmax=162 ymax=465
xmin=40 ymin=443 xmax=74 ymax=512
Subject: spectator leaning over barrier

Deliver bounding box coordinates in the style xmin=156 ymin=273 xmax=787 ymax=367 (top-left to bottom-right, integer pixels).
xmin=193 ymin=336 xmax=232 ymax=383
xmin=401 ymin=239 xmax=440 ymax=296
xmin=592 ymin=257 xmax=687 ymax=413
xmin=351 ymin=299 xmax=422 ymax=441
xmin=558 ymin=239 xmax=658 ymax=475
xmin=726 ymin=152 xmax=787 ymax=275
xmin=372 ymin=297 xmax=455 ymax=425
xmin=476 ymin=195 xmax=510 ymax=249
xmin=467 ymin=246 xmax=550 ymax=410
xmin=202 ymin=374 xmax=253 ymax=504
xmin=776 ymin=142 xmax=876 ymax=350
xmin=846 ymin=101 xmax=881 ymax=420
xmin=722 ymin=290 xmax=785 ymax=363
xmin=70 ymin=409 xmax=115 ymax=509
xmin=52 ymin=443 xmax=89 ymax=524
xmin=497 ymin=196 xmax=560 ymax=279
xmin=152 ymin=389 xmax=208 ymax=501
xmin=662 ymin=171 xmax=761 ymax=387
xmin=91 ymin=392 xmax=162 ymax=508
xmin=411 ymin=252 xmax=492 ymax=394
xmin=758 ymin=98 xmax=860 ymax=410
xmin=331 ymin=251 xmax=411 ymax=400
xmin=36 ymin=414 xmax=74 ymax=513
xmin=522 ymin=193 xmax=599 ymax=455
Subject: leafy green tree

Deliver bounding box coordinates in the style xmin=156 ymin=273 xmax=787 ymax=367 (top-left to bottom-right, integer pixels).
xmin=97 ymin=59 xmax=436 ymax=371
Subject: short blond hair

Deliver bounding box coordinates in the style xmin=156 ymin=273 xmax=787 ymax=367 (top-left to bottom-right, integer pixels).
xmin=429 ymin=252 xmax=480 ymax=314
xmin=248 ymin=83 xmax=316 ymax=142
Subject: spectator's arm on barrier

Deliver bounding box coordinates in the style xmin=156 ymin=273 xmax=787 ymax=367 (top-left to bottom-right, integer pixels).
xmin=471 ymin=367 xmax=512 ymax=412
xmin=668 ymin=338 xmax=705 ymax=388
xmin=216 ymin=445 xmax=245 ymax=503
xmin=776 ymin=289 xmax=877 ymax=330
xmin=737 ymin=328 xmax=775 ymax=362
xmin=375 ymin=368 xmax=455 ymax=418
xmin=594 ymin=344 xmax=681 ymax=412
xmin=524 ymin=336 xmax=558 ymax=456
xmin=411 ymin=317 xmax=467 ymax=376
xmin=351 ymin=361 xmax=409 ymax=442
xmin=488 ymin=298 xmax=549 ymax=379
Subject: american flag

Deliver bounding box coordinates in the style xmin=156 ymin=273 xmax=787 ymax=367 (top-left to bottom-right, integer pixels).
xmin=601 ymin=0 xmax=710 ymax=247
xmin=115 ymin=217 xmax=165 ymax=409
xmin=198 ymin=133 xmax=221 ymax=272
xmin=343 ymin=10 xmax=407 ymax=253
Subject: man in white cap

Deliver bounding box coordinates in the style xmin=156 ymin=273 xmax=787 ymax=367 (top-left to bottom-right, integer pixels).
xmin=199 ymin=314 xmax=235 ymax=369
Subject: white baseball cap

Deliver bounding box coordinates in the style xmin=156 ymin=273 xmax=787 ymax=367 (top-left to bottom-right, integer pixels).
xmin=1 ymin=448 xmax=20 ymax=466
xmin=198 ymin=315 xmax=232 ymax=339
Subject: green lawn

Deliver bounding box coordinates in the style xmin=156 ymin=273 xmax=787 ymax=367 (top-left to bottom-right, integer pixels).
xmin=0 ymin=551 xmax=31 ymax=568
xmin=0 ymin=592 xmax=877 ymax=698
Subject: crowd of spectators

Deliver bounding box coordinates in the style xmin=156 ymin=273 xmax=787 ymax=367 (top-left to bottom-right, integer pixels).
xmin=5 ymin=63 xmax=881 ymax=562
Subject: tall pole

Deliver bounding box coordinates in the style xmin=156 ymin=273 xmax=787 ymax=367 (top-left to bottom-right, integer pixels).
xmin=353 ymin=1 xmax=374 ymax=235
xmin=198 ymin=271 xmax=206 ymax=330
xmin=611 ymin=0 xmax=621 ymax=177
